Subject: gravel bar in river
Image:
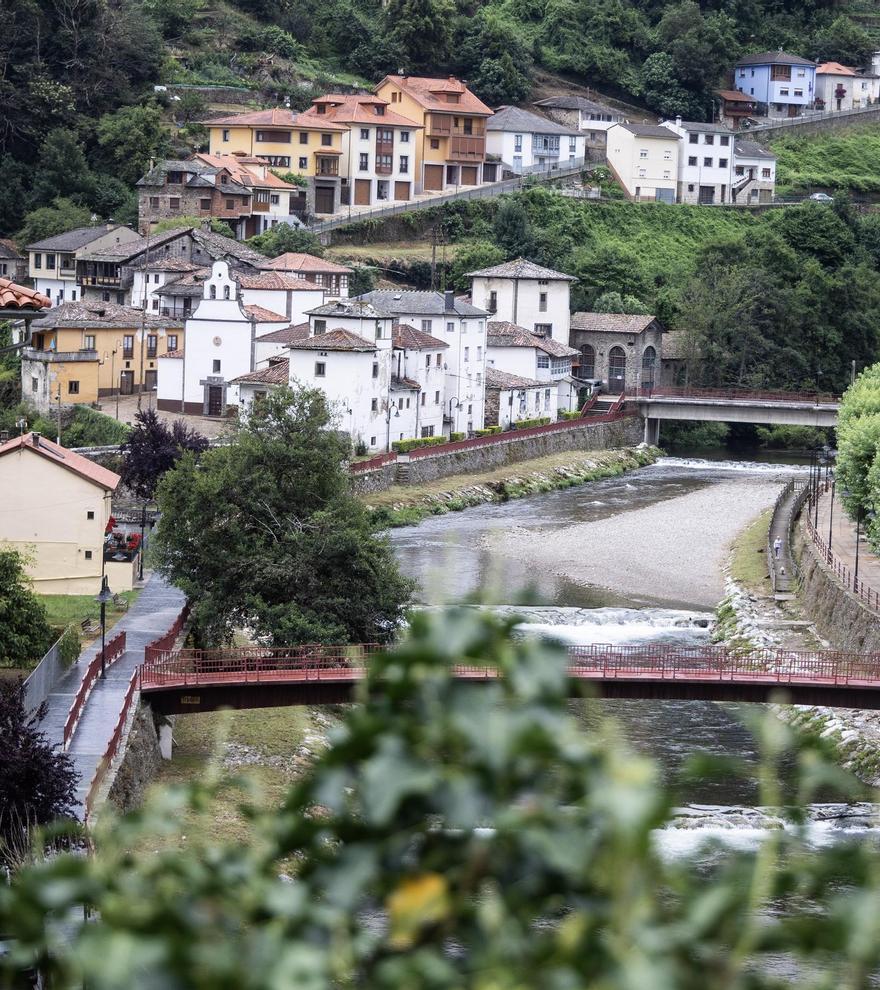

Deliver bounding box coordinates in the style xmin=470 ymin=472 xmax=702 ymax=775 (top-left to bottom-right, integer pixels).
xmin=491 ymin=477 xmax=781 ymax=609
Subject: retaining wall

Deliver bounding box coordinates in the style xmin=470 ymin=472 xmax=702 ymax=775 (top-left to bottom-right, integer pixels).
xmin=106 ymin=703 xmax=165 ymax=814
xmin=351 ymin=459 xmax=399 ymax=496
xmin=796 ymin=527 xmax=880 ymax=653
xmin=753 ymin=107 xmax=880 ymax=143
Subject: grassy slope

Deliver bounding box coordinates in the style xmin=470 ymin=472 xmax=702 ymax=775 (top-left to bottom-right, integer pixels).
xmin=772 ymin=125 xmax=880 ymax=195
xmin=41 ymin=590 xmax=140 ymax=640
xmin=729 ymin=508 xmax=773 ymax=595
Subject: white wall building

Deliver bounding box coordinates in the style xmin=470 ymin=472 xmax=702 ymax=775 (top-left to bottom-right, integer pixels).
xmin=732 ymin=140 xmax=777 ymax=204
xmin=391 ymin=323 xmax=449 ymax=439
xmin=130 ymin=259 xmax=205 ymax=313
xmin=486 ymin=320 xmax=580 ymax=415
xmin=485 ymin=368 xmax=550 ymax=429
xmin=485 ymin=106 xmax=584 ymax=174
xmin=815 ymin=60 xmax=880 ymax=110
xmin=606 ymin=123 xmax=680 ymax=203
xmin=660 ymin=118 xmax=735 ymax=205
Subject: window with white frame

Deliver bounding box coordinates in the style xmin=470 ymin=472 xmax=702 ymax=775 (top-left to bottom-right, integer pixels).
xmin=639 ymin=149 xmax=648 ymax=159
xmin=421 ymin=319 xmax=432 ymax=331
xmin=360 ymin=128 xmax=369 ymax=140
xmin=537 ymin=354 xmax=549 ymax=368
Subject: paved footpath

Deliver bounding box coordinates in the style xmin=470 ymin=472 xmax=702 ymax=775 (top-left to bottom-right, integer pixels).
xmin=40 ymin=574 xmax=186 ymax=814
xmin=769 ymin=482 xmax=802 ymax=597
xmin=815 ymin=490 xmax=880 ymax=592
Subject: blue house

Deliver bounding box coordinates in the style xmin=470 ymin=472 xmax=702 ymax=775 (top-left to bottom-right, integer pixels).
xmin=733 ymin=51 xmax=816 ymax=118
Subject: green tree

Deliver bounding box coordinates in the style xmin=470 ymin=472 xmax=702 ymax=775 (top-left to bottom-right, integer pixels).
xmin=388 ymin=0 xmax=455 ymax=71
xmin=152 ymin=386 xmax=413 ymax=646
xmin=448 ymin=240 xmax=505 ymax=292
xmin=349 ymin=265 xmax=377 ymax=297
xmin=0 ymin=548 xmax=52 ymax=667
xmin=568 ymin=241 xmax=650 ymax=310
xmin=152 ymin=216 xmax=236 ymax=238
xmin=248 ymin=224 xmax=324 ymax=258
xmin=639 ymin=52 xmax=697 ymax=119
xmin=142 ymin=0 xmax=205 ymax=37
xmin=812 ymin=16 xmax=873 ymax=67
xmin=95 ymin=104 xmax=171 ymax=186
xmin=594 ymin=291 xmax=650 ymax=314
xmin=16 ymin=199 xmax=93 ymax=247
xmin=0 ymin=154 xmax=30 ymax=236
xmin=492 ymin=198 xmax=534 ymax=258
xmin=29 ymin=129 xmax=93 ymax=210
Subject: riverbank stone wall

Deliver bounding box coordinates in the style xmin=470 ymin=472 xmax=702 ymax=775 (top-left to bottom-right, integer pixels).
xmin=106 ymin=702 xmax=166 ymax=814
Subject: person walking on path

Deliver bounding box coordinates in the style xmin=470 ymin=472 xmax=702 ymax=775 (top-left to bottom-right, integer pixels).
xmin=773 ymin=537 xmax=782 ymax=559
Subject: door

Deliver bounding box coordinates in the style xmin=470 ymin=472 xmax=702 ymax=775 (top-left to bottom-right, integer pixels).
xmin=424 ymin=164 xmax=444 ymax=190
xmin=207 ymin=386 xmax=223 ymax=417
xmin=608 ymin=346 xmax=626 ymax=394
xmin=143 ymin=369 xmax=157 ymax=393
xmin=513 ymin=155 xmax=522 ymax=173
xmin=641 ymin=346 xmax=656 ymax=392
xmin=314 ymin=185 xmax=335 ymax=214
xmin=119 ymin=371 xmax=134 ymax=395
xmin=394 ymin=181 xmax=411 ymax=201
xmin=698 ymin=186 xmax=715 ymax=205
xmin=461 ymin=165 xmax=478 ymax=185
xmin=354 ymin=179 xmax=371 ymax=205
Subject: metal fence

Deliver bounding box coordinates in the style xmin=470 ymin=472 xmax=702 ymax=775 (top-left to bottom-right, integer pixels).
xmin=748 ymin=104 xmax=880 ymax=133
xmin=22 ymin=635 xmax=67 ymax=715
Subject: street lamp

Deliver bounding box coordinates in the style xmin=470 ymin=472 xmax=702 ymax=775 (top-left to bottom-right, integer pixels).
xmin=827 ymin=469 xmax=836 ymax=551
xmin=94 ymin=575 xmax=114 ymax=679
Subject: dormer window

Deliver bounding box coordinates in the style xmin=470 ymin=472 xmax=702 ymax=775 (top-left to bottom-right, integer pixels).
xmin=316 ymin=104 xmax=326 ymax=114
xmin=220 ymin=173 xmax=228 ymax=183
xmin=447 ymin=94 xmax=459 ymax=104
xmin=375 ymin=105 xmax=385 ymax=115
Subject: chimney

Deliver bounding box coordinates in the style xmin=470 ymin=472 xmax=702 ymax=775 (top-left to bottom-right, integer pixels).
xmin=32 ymin=431 xmax=41 ymax=446
xmin=444 ymin=289 xmax=455 ymax=312
xmin=675 ymin=116 xmax=682 ymax=128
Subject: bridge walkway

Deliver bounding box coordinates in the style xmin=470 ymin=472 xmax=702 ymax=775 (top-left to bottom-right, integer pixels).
xmin=42 ymin=574 xmax=186 ymax=814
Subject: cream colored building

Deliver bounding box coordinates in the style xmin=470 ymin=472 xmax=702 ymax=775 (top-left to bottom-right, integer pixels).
xmin=606 ymin=123 xmax=680 ymax=203
xmin=0 ymin=432 xmax=125 ymax=594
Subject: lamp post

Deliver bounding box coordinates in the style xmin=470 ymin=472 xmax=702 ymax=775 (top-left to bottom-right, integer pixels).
xmin=828 ymin=472 xmax=836 ymax=551
xmin=139 ymin=503 xmax=147 ymax=582
xmin=95 ymin=575 xmax=113 ymax=679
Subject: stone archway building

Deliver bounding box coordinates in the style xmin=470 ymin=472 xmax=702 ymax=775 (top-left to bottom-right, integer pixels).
xmin=569 ymin=312 xmax=665 ymax=393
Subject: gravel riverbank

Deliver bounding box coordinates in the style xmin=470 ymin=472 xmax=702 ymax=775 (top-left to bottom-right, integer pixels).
xmin=491 ymin=476 xmax=783 ymax=608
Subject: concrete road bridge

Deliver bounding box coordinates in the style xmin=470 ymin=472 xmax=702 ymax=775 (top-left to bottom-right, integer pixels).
xmin=629 ymin=388 xmax=840 ymax=444
xmin=139 ymin=642 xmax=880 ymax=713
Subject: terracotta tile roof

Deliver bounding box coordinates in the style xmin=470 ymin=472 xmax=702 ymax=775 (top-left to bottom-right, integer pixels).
xmin=265 ymin=252 xmax=353 ymax=275
xmin=0 ymin=432 xmax=119 ymax=491
xmin=303 ymin=94 xmax=424 ymax=128
xmin=203 ymin=108 xmax=348 ymax=131
xmin=377 ymin=75 xmax=493 ymax=116
xmin=466 ymin=257 xmax=577 ymax=281
xmin=391 ymin=375 xmax=421 ymax=390
xmin=257 ymin=321 xmax=310 ymax=344
xmin=0 ymin=277 xmax=51 ymax=312
xmin=486 ymin=368 xmax=544 ymax=389
xmin=289 ymin=328 xmax=376 ymax=351
xmin=716 ymin=89 xmax=756 ymax=103
xmin=231 ymin=358 xmax=290 ymax=385
xmin=487 ymin=321 xmax=577 ymax=357
xmin=193 ymin=153 xmax=300 ymax=189
xmin=235 ymin=271 xmax=316 ymax=291
xmin=392 ymin=322 xmax=449 ymax=350
xmin=570 ymin=312 xmax=659 ymax=334
xmin=244 ymin=304 xmax=288 ymax=322
xmin=816 ymin=61 xmax=857 ymax=76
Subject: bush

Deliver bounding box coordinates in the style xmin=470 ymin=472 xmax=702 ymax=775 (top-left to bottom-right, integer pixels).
xmin=512 ymin=416 xmax=551 ymax=429
xmin=475 ymin=425 xmax=502 ymax=437
xmin=63 ymin=406 xmax=130 ymax=448
xmin=391 ymin=436 xmax=449 ymax=453
xmin=449 ymin=431 xmax=465 ymax=441
xmin=56 ymin=625 xmax=81 ymax=668
xmin=557 ymin=410 xmax=583 ymax=421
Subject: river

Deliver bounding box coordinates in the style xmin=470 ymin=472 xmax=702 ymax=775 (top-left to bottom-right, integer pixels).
xmin=389 ymin=456 xmax=877 ymax=847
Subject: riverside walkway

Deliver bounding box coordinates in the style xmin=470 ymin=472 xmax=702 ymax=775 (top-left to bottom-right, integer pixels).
xmin=41 ymin=574 xmax=186 ymax=814
xmin=812 ymin=488 xmax=880 ymax=603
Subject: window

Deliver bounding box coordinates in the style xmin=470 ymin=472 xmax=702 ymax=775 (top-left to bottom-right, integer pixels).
xmin=704 ymin=134 xmax=714 ymax=145
xmin=84 ymin=550 xmax=93 ymax=560
xmin=688 ymin=156 xmax=697 ymax=166
xmin=464 ymin=346 xmax=469 ymax=361
xmin=434 ymin=390 xmax=440 ymax=404
xmin=87 ymin=510 xmax=95 ymax=520
xmin=270 ymin=194 xmax=279 ymax=205
xmin=168 ymin=334 xmax=178 ymax=351
xmin=212 ymin=359 xmax=221 ymax=373
xmin=570 ymin=136 xmax=577 ymax=152
xmin=476 ymin=346 xmax=482 ymax=361
xmin=83 ymin=334 xmax=95 ymax=350
xmin=123 ymin=335 xmax=134 ymax=358
xmin=399 ymin=155 xmax=409 ymax=173
xmin=461 ymin=321 xmax=467 ymax=333
xmin=689 ymin=134 xmax=698 ymax=144
xmin=266 ymin=156 xmax=290 ymax=168
xmin=535 ymin=323 xmax=551 ymax=336
xmin=315 ymin=361 xmax=326 ymax=377
xmin=544 ymin=388 xmax=551 ymax=410
xmin=688 ymin=183 xmax=695 ymax=192
xmin=421 ymin=393 xmax=425 ymax=406
xmin=147 ymin=334 xmax=157 ymax=357
xmin=794 ymin=89 xmax=803 ymax=97
xmin=152 ymin=300 xmax=158 ymax=310
xmin=720 ymin=135 xmax=730 ymax=146
xmin=222 ymin=129 xmax=230 ymax=142
xmin=739 ymin=69 xmax=745 ymax=77
xmin=321 ymin=133 xmax=333 ymax=146
xmin=446 ymin=321 xmax=454 ymax=333
xmin=771 ymin=65 xmax=791 ymax=82
xmin=425 ymin=354 xmax=431 ymax=369
xmin=735 ymin=165 xmax=744 ymax=176
xmin=314 ymin=319 xmax=326 ymax=335
xmin=638 ymin=168 xmax=647 ymax=178
xmin=298 ymin=156 xmax=307 ymax=169
xmin=299 ymin=132 xmax=309 ymax=145
xmin=225 ymin=199 xmax=235 ymax=210
xmin=149 ymin=196 xmax=159 ymax=208
xmin=421 ymin=319 xmax=433 ymax=332
xmin=373 ymin=361 xmax=379 ymax=378
xmin=704 ymin=157 xmax=712 ymax=167
xmin=66 ymin=379 xmax=79 ymax=395
xmin=256 ymin=130 xmax=292 ymax=143
xmin=359 ymin=153 xmax=369 ymax=171
xmin=779 ymin=88 xmax=789 ymax=96
xmin=663 ymin=170 xmax=671 ymax=179
xmin=719 ymin=158 xmax=728 ymax=168
xmin=220 ymin=173 xmax=228 ymax=184
xmin=360 ymin=128 xmax=369 ymax=140
xmin=31 ymin=377 xmax=38 ymax=393
xmin=537 ymin=354 xmax=550 ymax=369
xmin=430 ymin=138 xmax=440 ymax=150
xmin=46 ymin=253 xmax=55 ymax=269
xmin=539 ymin=292 xmax=547 ymax=312
xmin=400 ymin=131 xmax=409 ymax=142
xmin=663 ymin=149 xmax=671 ymax=160
xmin=377 ymin=154 xmax=392 ymax=171
xmin=514 ymin=134 xmax=523 ymax=152
xmin=762 ymin=167 xmax=772 ymax=178
xmin=639 ymin=148 xmax=648 ymax=159
xmin=153 ymin=274 xmax=160 ymax=284
xmin=421 ymin=426 xmax=434 ymax=438
xmin=370 ymin=437 xmax=376 ymax=446
xmin=33 ymin=254 xmax=41 ymax=269
xmin=371 ymin=398 xmax=378 ymax=412
xmin=169 ymin=197 xmax=180 ymax=210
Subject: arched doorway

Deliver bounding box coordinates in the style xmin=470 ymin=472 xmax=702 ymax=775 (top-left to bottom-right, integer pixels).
xmin=641 ymin=345 xmax=657 ymax=392
xmin=579 ymin=344 xmax=595 ymax=379
xmin=608 ymin=346 xmax=626 ymax=394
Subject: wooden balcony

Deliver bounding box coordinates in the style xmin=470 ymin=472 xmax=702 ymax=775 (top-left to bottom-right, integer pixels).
xmin=252 ymin=200 xmax=270 ymax=212
xmin=449 ymin=135 xmax=485 ymax=161
xmin=315 ymin=157 xmax=340 ymax=177
xmin=427 ymin=115 xmax=486 ymax=139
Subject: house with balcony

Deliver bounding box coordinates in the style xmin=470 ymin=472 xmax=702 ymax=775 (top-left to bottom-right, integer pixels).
xmin=486 ymin=320 xmax=580 ymax=415
xmin=485 ymin=106 xmax=585 ymax=175
xmin=606 ymin=123 xmax=681 ymax=203
xmin=203 ymin=109 xmax=348 ymax=217
xmin=733 ymin=51 xmax=816 ymax=117
xmin=27 ymin=224 xmax=143 ymax=305
xmin=715 ymin=90 xmax=759 ymax=129
xmin=301 ymin=93 xmax=423 ymax=207
xmin=532 ymin=95 xmax=623 ymax=156
xmin=815 ymin=61 xmax=880 ymax=111
xmin=374 ymin=75 xmax=495 ymax=192
xmin=732 ymin=140 xmax=777 ymax=204
xmin=660 ymin=117 xmax=734 ymax=205
xmin=263 ymin=253 xmax=352 ymax=297
xmin=21 ymin=300 xmax=182 ymax=410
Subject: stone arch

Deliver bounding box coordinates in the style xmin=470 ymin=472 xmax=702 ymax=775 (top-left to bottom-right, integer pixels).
xmin=641 ymin=345 xmax=657 ymax=390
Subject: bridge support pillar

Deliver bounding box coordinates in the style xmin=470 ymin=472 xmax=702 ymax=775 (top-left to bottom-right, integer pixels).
xmin=158 ymin=720 xmax=173 ymax=760
xmin=643 ymin=417 xmax=660 ymax=446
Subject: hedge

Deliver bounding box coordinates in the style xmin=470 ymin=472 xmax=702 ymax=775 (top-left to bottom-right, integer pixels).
xmin=512 ymin=417 xmax=552 ymax=430
xmin=392 ymin=436 xmax=449 ymax=453
xmin=475 ymin=426 xmax=503 ymax=437
xmin=557 ymin=410 xmax=583 ymax=421
xmin=450 ymin=432 xmax=466 ymax=441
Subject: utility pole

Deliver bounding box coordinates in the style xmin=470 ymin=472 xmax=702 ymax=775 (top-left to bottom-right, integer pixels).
xmin=56 ymin=386 xmax=62 ymax=444
xmin=430 ymin=225 xmax=437 ymax=291
xmin=136 ymin=226 xmax=153 ymax=411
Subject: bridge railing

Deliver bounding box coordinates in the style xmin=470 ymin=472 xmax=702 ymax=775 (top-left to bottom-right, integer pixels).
xmin=62 ymin=630 xmax=127 ymax=750
xmin=636 ymin=386 xmax=839 ymax=405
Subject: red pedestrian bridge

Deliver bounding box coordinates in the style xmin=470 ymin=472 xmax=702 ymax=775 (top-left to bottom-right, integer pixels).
xmin=138 ymin=643 xmax=880 ymax=713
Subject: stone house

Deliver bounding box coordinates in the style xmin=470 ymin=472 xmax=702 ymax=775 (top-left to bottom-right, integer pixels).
xmin=485 ymin=368 xmax=549 ymax=429
xmin=569 ymin=312 xmax=664 ymax=394
xmin=0 ymin=239 xmax=26 ymax=281
xmin=532 ymin=95 xmax=626 ymax=157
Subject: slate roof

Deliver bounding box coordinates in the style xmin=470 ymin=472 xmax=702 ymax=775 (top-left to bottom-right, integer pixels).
xmin=392 ymin=323 xmax=449 ymax=350
xmin=735 ymin=50 xmax=815 ymax=67
xmin=533 ymin=95 xmax=621 ymax=115
xmin=257 ymin=321 xmax=310 ymax=344
xmin=303 ymin=94 xmax=423 ymax=128
xmin=660 ymin=330 xmax=691 ymax=361
xmin=487 ymin=321 xmax=577 ymax=357
xmin=0 ymin=278 xmax=51 ymax=312
xmin=202 ymin=108 xmax=348 ymax=131
xmin=244 ymin=304 xmax=287 ymax=322
xmin=486 ymin=368 xmax=544 ymax=389
xmin=614 ymin=123 xmax=682 ymax=139
xmin=308 ymin=299 xmax=391 ymax=319
xmin=663 ymin=119 xmax=733 ymax=133
xmin=377 ymin=75 xmax=492 ymax=116
xmin=391 ymin=375 xmax=421 ymax=390
xmin=289 ymin=328 xmax=376 ymax=351
xmin=466 ymin=257 xmax=577 ymax=281
xmin=31 ymin=300 xmax=182 ymax=329
xmin=265 ymin=252 xmax=353 ymax=275
xmin=136 ymin=159 xmax=251 ymax=196
xmin=27 ymin=225 xmax=131 ymax=252
xmin=0 ymin=239 xmax=24 ymax=261
xmin=735 ymin=139 xmax=777 ymax=160
xmin=231 ymin=359 xmax=290 ymax=385
xmin=137 ymin=258 xmax=203 ymax=273
xmin=0 ymin=432 xmax=119 ymax=491
xmin=486 ymin=106 xmax=581 ymax=136
xmin=356 ymin=290 xmax=489 ymax=317
xmin=570 ymin=312 xmax=658 ymax=334
xmin=190 ymin=228 xmax=271 ymax=269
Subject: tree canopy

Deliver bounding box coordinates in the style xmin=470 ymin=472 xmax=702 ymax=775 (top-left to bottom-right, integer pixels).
xmin=0 ymin=548 xmax=53 ymax=668
xmin=120 ymin=409 xmax=209 ymax=501
xmin=152 ymin=386 xmax=413 ymax=646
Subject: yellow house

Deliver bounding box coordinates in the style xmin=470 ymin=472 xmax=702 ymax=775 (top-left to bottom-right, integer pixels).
xmin=373 ymin=75 xmax=496 ymax=192
xmin=22 ymin=300 xmax=184 ymax=410
xmin=0 ymin=432 xmax=127 ymax=594
xmin=204 ymin=109 xmax=348 ymax=216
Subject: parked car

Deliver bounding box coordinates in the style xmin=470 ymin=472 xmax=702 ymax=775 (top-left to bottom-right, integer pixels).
xmin=807 ymin=192 xmax=834 ymax=203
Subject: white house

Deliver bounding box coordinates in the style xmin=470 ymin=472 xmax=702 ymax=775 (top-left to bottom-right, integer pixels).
xmin=467 ymin=258 xmax=576 ymax=347
xmin=732 ymin=140 xmax=777 ymax=204
xmin=253 ymin=321 xmax=309 ymax=369
xmin=356 ymin=289 xmax=489 ymax=435
xmin=486 ymin=320 xmax=580 ymax=415
xmin=485 ymin=106 xmax=584 ymax=174
xmin=391 ymin=323 xmax=449 ymax=440
xmin=606 ymin=123 xmax=680 ymax=203
xmin=130 ymin=258 xmax=205 ymax=313
xmin=660 ymin=118 xmax=734 ymax=205
xmin=815 ymin=60 xmax=880 ymax=110
xmin=485 ymin=368 xmax=550 ymax=429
